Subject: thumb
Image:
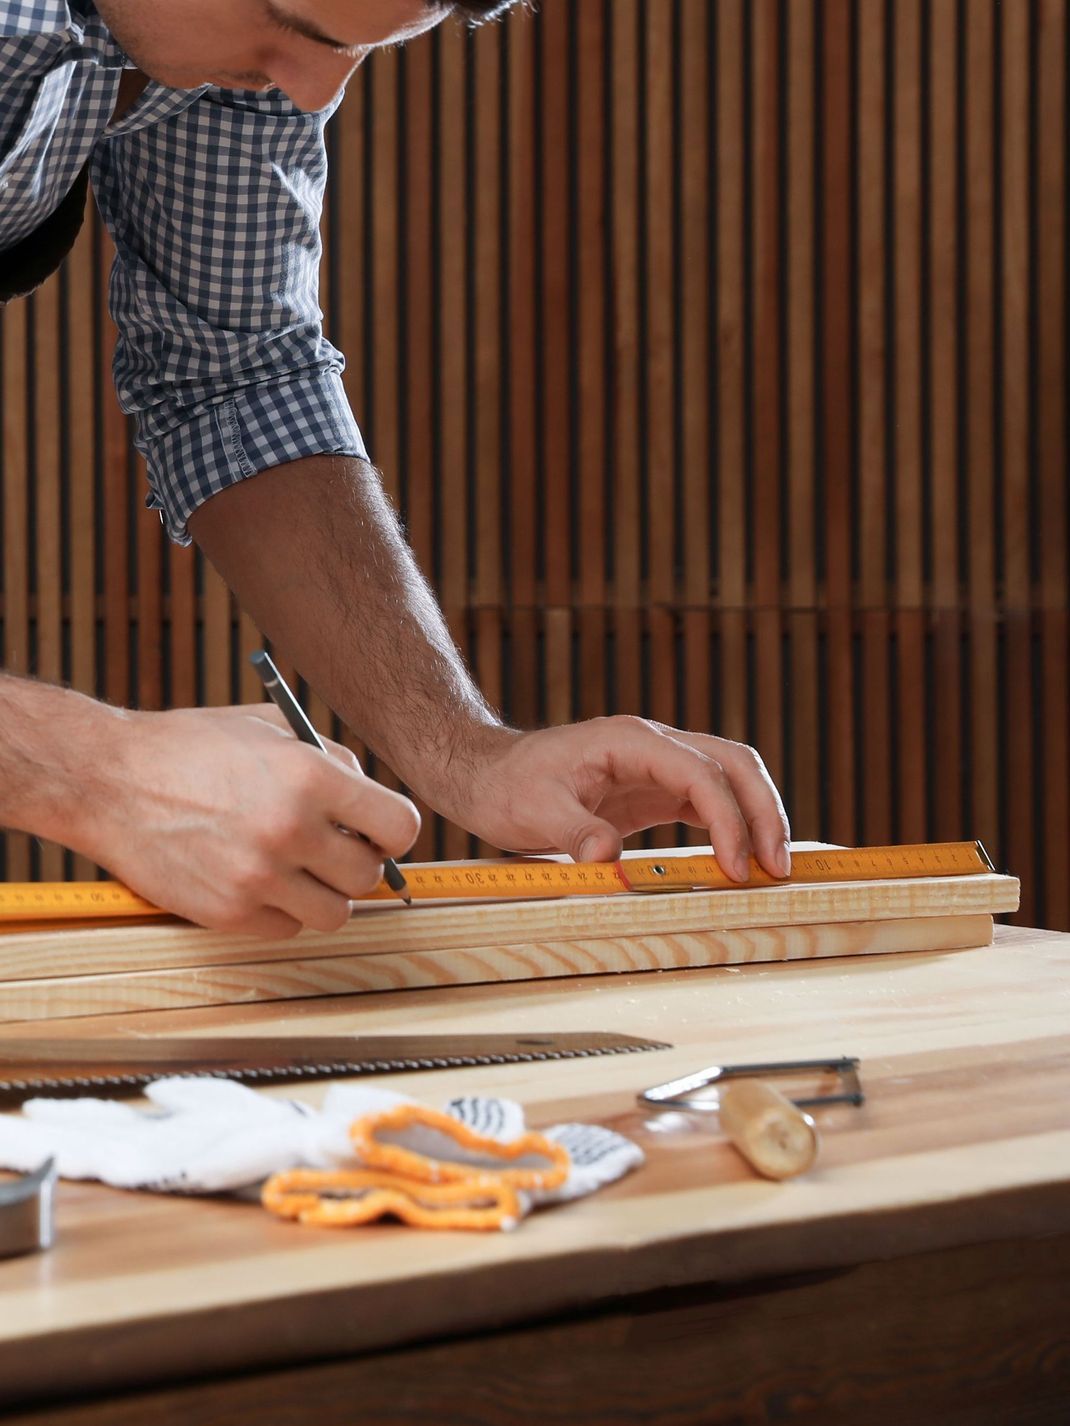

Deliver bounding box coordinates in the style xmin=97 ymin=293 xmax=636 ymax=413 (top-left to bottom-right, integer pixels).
xmin=562 ymin=817 xmax=624 ymax=865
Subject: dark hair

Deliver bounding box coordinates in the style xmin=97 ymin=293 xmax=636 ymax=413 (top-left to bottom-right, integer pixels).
xmin=448 ymin=0 xmax=525 ymax=24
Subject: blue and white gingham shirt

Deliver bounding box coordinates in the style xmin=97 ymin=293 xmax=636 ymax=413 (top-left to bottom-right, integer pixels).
xmin=0 ymin=0 xmax=366 ymax=543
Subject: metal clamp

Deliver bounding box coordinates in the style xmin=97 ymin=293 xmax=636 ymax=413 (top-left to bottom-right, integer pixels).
xmin=0 ymin=1158 xmax=56 ymax=1260
xmin=640 ymin=1055 xmax=864 ymax=1112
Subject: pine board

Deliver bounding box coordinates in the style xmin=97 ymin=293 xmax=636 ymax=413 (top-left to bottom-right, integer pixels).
xmin=0 ymin=914 xmax=994 ymax=1024
xmin=0 ymin=869 xmax=1019 ymax=984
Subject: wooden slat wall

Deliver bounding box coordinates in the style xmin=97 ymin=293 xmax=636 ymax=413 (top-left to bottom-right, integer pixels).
xmin=0 ymin=1 xmax=1067 ymax=927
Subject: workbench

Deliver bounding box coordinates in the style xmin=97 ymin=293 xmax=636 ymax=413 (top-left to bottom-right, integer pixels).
xmin=1 ymin=923 xmax=1068 ymax=1424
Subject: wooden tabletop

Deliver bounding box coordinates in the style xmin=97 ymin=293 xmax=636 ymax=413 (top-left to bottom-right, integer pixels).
xmin=1 ymin=923 xmax=1068 ymax=1407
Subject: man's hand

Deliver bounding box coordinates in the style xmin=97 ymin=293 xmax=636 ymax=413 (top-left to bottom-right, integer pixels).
xmin=78 ymin=704 xmax=420 ymax=936
xmin=437 ymin=717 xmax=791 ymax=882
xmin=189 ymin=458 xmax=791 ymax=885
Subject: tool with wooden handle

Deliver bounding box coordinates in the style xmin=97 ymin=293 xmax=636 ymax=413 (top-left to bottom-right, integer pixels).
xmin=0 ymin=842 xmax=995 ymax=928
xmin=717 ymin=1082 xmax=819 ymax=1180
xmin=640 ymin=1056 xmax=863 ymax=1180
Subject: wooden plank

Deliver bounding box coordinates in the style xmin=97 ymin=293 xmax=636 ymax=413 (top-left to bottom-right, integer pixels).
xmin=0 ymin=864 xmax=1018 ymax=984
xmin=0 ymin=924 xmax=1067 ymax=1418
xmin=0 ymin=915 xmax=996 ymax=1024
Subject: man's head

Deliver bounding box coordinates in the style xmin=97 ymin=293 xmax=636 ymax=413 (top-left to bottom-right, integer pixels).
xmin=95 ymin=1 xmax=522 ymax=112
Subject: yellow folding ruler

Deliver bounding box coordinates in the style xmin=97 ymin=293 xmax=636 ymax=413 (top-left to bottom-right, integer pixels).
xmin=0 ymin=841 xmax=994 ymax=927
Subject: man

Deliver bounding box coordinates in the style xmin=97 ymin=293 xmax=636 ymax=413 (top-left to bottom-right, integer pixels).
xmin=0 ymin=0 xmax=791 ymax=937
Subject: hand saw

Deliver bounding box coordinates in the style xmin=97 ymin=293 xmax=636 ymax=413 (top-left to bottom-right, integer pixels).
xmin=0 ymin=1031 xmax=669 ymax=1105
xmin=0 ymin=841 xmax=996 ymax=928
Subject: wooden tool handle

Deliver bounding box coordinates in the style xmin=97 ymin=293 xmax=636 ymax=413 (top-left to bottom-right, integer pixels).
xmin=718 ymin=1080 xmax=819 ymax=1180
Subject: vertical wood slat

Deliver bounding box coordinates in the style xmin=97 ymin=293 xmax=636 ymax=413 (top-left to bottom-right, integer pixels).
xmin=1 ymin=300 xmax=32 ymax=879
xmin=32 ymin=279 xmax=65 ymax=877
xmin=1036 ymin=0 xmax=1070 ymax=929
xmin=716 ymin=0 xmax=748 ymax=752
xmin=964 ymin=0 xmax=1000 ymax=880
xmin=857 ymin=0 xmax=891 ymax=846
xmin=893 ymin=0 xmax=927 ymax=846
xmin=928 ymin=0 xmax=962 ymax=847
xmin=64 ymin=234 xmax=97 ymax=879
xmin=823 ymin=0 xmax=855 ymax=846
xmin=1001 ymin=0 xmax=1036 ymax=925
xmin=0 ymin=0 xmax=1067 ymax=927
xmin=610 ymin=0 xmax=642 ymax=723
xmin=576 ymin=0 xmax=608 ymax=730
xmin=787 ymin=0 xmax=820 ymax=839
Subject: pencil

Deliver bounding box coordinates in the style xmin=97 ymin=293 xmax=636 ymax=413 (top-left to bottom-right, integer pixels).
xmin=249 ymin=652 xmax=413 ymax=907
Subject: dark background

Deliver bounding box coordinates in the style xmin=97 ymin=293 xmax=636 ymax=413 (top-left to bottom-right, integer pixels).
xmin=0 ymin=0 xmax=1067 ymax=927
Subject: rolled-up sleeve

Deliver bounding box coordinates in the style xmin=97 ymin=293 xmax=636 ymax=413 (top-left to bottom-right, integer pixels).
xmin=91 ymin=85 xmax=365 ymax=545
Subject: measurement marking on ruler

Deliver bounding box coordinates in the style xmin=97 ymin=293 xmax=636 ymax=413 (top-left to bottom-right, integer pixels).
xmin=0 ymin=843 xmax=995 ymax=927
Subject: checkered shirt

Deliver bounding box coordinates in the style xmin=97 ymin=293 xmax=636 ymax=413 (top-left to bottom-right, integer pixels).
xmin=1 ymin=0 xmax=365 ymax=543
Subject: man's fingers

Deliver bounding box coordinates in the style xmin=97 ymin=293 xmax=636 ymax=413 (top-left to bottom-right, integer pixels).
xmin=553 ymin=812 xmax=623 ymax=865
xmin=711 ymin=740 xmax=792 ymax=876
xmin=600 ymin=720 xmax=755 ymax=880
xmin=652 ymin=725 xmax=791 ymax=876
xmin=272 ymin=872 xmax=354 ymax=935
xmin=328 ymin=772 xmax=421 ymax=860
xmin=306 ymin=824 xmax=394 ymax=900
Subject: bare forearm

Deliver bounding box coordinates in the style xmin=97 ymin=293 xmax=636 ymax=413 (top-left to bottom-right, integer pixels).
xmin=0 ymin=676 xmax=124 ymax=846
xmin=188 ymin=455 xmax=509 ymax=816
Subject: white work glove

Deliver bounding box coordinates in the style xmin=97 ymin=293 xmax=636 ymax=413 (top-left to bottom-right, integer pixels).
xmin=0 ymin=1078 xmax=642 ymax=1201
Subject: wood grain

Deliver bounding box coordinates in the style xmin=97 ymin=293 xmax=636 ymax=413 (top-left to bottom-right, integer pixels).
xmin=8 ymin=1233 xmax=1068 ymax=1426
xmin=0 ymin=915 xmax=995 ymax=1024
xmin=0 ymin=925 xmax=1067 ymax=1413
